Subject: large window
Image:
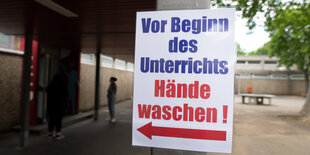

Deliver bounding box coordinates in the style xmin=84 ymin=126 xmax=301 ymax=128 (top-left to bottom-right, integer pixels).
xmin=236 ymin=74 xmax=251 ymax=79
xmin=248 ymin=60 xmax=261 ymax=64
xmin=290 ymin=74 xmax=305 ymax=80
xmin=81 ymin=53 xmax=95 ymax=65
xmin=271 ymin=74 xmax=288 ymax=80
xmin=101 ymin=55 xmax=113 ymax=68
xmin=253 ymin=74 xmax=269 ymax=79
xmin=114 ymin=59 xmax=126 ymax=70
xmin=264 ymin=60 xmax=277 ymax=64
xmin=0 ymin=33 xmax=10 ymax=48
xmin=236 ymin=60 xmax=246 ymax=64
xmin=126 ymin=62 xmax=134 ymax=72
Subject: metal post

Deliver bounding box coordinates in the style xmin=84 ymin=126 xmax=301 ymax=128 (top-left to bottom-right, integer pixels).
xmin=20 ymin=33 xmax=33 ymax=148
xmin=94 ymin=36 xmax=101 ymax=121
xmin=238 ymin=75 xmax=241 ymax=95
xmin=153 ymin=0 xmax=210 ymax=154
xmin=287 ymin=71 xmax=292 ymax=95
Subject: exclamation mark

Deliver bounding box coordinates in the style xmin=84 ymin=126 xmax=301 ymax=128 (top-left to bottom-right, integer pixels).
xmin=223 ymin=105 xmax=228 ymax=123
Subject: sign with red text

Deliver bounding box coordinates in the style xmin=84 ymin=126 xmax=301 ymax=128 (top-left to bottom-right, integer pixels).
xmin=132 ymin=8 xmax=235 ymax=153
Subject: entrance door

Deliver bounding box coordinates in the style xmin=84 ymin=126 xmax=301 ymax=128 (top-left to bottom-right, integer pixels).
xmin=36 ymin=47 xmax=80 ymax=124
xmin=37 ymin=52 xmax=50 ymax=124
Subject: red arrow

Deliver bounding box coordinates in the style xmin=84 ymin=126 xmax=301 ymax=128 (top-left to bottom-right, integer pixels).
xmin=137 ymin=122 xmax=226 ymax=141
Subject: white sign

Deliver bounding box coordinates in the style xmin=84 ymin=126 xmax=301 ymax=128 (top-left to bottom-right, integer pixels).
xmin=132 ymin=8 xmax=235 ymax=153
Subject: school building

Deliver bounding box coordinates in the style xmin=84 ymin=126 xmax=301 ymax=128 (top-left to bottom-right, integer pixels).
xmin=2 ymin=41 xmax=308 ymax=133
xmin=235 ymin=55 xmax=307 ymax=96
xmin=0 ymin=33 xmax=135 ymax=132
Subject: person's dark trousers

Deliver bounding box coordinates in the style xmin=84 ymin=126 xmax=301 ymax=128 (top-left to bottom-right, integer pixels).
xmin=48 ymin=109 xmax=65 ymax=132
xmin=48 ymin=111 xmax=56 ymax=132
xmin=108 ymin=96 xmax=115 ymax=118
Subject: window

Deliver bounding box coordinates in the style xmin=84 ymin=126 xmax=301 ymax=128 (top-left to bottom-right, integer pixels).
xmin=0 ymin=33 xmax=10 ymax=48
xmin=237 ymin=60 xmax=246 ymax=64
xmin=271 ymin=74 xmax=288 ymax=80
xmin=114 ymin=59 xmax=126 ymax=70
xmin=236 ymin=74 xmax=250 ymax=79
xmin=265 ymin=61 xmax=277 ymax=64
xmin=253 ymin=74 xmax=269 ymax=79
xmin=126 ymin=62 xmax=134 ymax=72
xmin=248 ymin=60 xmax=261 ymax=64
xmin=101 ymin=55 xmax=113 ymax=68
xmin=290 ymin=74 xmax=305 ymax=80
xmin=81 ymin=53 xmax=94 ymax=65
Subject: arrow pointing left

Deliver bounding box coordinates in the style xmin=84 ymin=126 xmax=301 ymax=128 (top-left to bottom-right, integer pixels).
xmin=137 ymin=122 xmax=226 ymax=141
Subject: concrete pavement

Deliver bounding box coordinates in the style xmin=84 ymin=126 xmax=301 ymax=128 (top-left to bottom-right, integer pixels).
xmin=0 ymin=100 xmax=149 ymax=155
xmin=0 ymin=96 xmax=310 ymax=155
xmin=210 ymin=95 xmax=310 ymax=155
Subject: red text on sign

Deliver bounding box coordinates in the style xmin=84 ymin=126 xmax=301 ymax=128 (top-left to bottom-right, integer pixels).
xmin=154 ymin=79 xmax=211 ymax=99
xmin=138 ymin=103 xmax=217 ymax=123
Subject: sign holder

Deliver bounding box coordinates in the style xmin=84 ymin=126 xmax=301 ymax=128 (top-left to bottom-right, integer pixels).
xmin=151 ymin=2 xmax=211 ymax=154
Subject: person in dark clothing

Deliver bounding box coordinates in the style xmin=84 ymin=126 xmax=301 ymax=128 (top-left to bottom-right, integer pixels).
xmin=107 ymin=77 xmax=117 ymax=123
xmin=62 ymin=63 xmax=79 ymax=114
xmin=46 ymin=73 xmax=68 ymax=139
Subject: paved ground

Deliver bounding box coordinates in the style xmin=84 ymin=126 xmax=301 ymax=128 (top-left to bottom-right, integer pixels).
xmin=0 ymin=96 xmax=309 ymax=155
xmin=209 ymin=95 xmax=310 ymax=155
xmin=0 ymin=100 xmax=150 ymax=155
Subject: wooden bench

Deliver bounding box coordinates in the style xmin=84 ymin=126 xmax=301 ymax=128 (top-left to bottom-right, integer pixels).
xmin=240 ymin=93 xmax=275 ymax=105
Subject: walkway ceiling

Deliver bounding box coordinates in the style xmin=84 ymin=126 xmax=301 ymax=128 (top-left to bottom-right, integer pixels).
xmin=0 ymin=0 xmax=156 ymax=62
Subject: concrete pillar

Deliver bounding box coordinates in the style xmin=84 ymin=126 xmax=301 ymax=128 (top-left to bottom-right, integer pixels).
xmin=153 ymin=0 xmax=209 ymax=154
xmin=20 ymin=33 xmax=33 ymax=147
xmin=157 ymin=0 xmax=210 ymax=10
xmin=238 ymin=75 xmax=241 ymax=94
xmin=94 ymin=35 xmax=101 ymax=121
xmin=287 ymin=71 xmax=292 ymax=95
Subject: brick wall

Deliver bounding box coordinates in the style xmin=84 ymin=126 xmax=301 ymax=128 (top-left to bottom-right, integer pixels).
xmin=234 ymin=78 xmax=306 ymax=95
xmin=0 ymin=53 xmax=22 ymax=132
xmin=79 ymin=64 xmax=134 ymax=112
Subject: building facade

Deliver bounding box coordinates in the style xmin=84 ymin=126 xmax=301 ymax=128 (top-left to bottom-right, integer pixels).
xmin=0 ymin=33 xmax=134 ymax=132
xmin=235 ymin=55 xmax=307 ymax=95
xmin=1 ymin=36 xmax=308 ymax=132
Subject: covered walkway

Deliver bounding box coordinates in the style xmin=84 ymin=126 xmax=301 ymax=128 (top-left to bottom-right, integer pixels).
xmin=0 ymin=100 xmax=150 ymax=155
xmin=0 ymin=0 xmax=155 ymax=147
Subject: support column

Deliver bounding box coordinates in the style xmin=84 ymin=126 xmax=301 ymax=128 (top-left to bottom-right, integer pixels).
xmin=94 ymin=36 xmax=101 ymax=121
xmin=20 ymin=33 xmax=33 ymax=148
xmin=153 ymin=0 xmax=210 ymax=154
xmin=157 ymin=0 xmax=209 ymax=11
xmin=238 ymin=75 xmax=241 ymax=94
xmin=287 ymin=71 xmax=292 ymax=95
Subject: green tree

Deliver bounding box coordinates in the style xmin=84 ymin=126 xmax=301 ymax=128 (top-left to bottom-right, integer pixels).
xmin=268 ymin=5 xmax=310 ymax=89
xmin=213 ymin=0 xmax=310 ymax=115
xmin=212 ymin=0 xmax=289 ymax=30
xmin=267 ymin=4 xmax=310 ymax=115
xmin=248 ymin=41 xmax=271 ymax=55
xmin=236 ymin=42 xmax=246 ymax=55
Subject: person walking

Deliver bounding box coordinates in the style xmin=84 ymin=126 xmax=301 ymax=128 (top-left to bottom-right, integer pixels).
xmin=46 ymin=72 xmax=68 ymax=140
xmin=107 ymin=77 xmax=117 ymax=123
